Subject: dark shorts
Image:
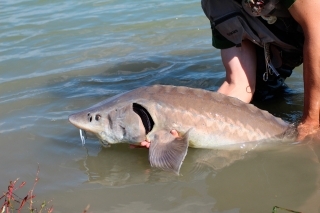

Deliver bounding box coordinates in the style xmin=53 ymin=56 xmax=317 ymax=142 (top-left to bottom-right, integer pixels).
xmin=252 ymin=45 xmax=302 ymax=101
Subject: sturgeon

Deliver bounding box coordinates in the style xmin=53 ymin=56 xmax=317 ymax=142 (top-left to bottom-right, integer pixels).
xmin=68 ymin=85 xmax=293 ymax=174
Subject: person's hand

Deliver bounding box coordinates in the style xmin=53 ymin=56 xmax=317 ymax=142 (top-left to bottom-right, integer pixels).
xmin=129 ymin=140 xmax=151 ymax=149
xmin=129 ymin=130 xmax=179 ymax=149
xmin=297 ymin=122 xmax=320 ymax=141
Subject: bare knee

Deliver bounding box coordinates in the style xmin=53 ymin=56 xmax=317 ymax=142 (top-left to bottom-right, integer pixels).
xmin=219 ymin=40 xmax=257 ymax=103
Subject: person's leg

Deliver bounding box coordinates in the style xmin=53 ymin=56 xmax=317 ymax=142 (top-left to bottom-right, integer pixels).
xmin=218 ymin=40 xmax=257 ymax=103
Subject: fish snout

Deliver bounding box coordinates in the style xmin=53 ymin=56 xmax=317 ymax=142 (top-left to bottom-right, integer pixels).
xmin=68 ymin=113 xmax=78 ymax=126
xmin=68 ymin=114 xmax=78 ymax=127
xmin=68 ymin=112 xmax=91 ymax=129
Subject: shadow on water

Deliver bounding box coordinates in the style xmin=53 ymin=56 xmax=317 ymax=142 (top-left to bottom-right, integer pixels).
xmin=252 ymin=87 xmax=304 ymax=124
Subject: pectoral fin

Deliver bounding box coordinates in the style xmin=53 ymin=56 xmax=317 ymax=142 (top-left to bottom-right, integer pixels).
xmin=148 ymin=130 xmax=189 ymax=175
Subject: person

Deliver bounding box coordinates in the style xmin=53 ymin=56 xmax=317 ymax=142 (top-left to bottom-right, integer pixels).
xmin=135 ymin=0 xmax=320 ymax=148
xmin=201 ymin=0 xmax=320 ymax=140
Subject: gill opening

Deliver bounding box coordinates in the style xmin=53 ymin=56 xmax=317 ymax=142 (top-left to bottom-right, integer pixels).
xmin=132 ymin=103 xmax=154 ymax=134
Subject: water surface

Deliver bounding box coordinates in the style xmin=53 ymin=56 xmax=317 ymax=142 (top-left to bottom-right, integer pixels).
xmin=1 ymin=0 xmax=319 ymax=212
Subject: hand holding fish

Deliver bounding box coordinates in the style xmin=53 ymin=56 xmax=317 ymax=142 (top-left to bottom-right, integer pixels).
xmin=130 ymin=130 xmax=179 ymax=149
xmin=129 ymin=139 xmax=150 ymax=149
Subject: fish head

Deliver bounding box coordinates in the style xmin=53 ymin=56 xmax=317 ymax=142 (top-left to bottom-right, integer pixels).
xmin=69 ymin=103 xmax=147 ymax=147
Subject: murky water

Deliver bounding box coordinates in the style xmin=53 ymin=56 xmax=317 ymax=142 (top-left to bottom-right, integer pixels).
xmin=1 ymin=0 xmax=320 ymax=212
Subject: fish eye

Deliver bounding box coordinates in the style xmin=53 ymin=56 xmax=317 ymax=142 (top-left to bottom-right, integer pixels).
xmin=95 ymin=114 xmax=101 ymax=121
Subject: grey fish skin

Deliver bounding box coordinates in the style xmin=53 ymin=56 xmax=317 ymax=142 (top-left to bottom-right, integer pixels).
xmin=68 ymin=85 xmax=291 ymax=174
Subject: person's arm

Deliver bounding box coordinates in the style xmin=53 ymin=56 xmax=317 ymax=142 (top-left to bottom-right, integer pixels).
xmin=218 ymin=40 xmax=257 ymax=103
xmin=289 ymin=0 xmax=320 ymax=139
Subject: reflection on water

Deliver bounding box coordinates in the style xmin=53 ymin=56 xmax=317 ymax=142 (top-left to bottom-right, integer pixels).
xmin=77 ymin=145 xmax=178 ymax=186
xmin=49 ymin=139 xmax=320 ymax=213
xmin=76 ymin=141 xmax=266 ymax=187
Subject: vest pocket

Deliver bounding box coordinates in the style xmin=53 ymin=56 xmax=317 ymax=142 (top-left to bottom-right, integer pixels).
xmin=214 ymin=15 xmax=261 ymax=46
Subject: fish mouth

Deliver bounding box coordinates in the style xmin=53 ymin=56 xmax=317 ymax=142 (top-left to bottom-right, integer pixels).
xmin=78 ymin=129 xmax=111 ymax=147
